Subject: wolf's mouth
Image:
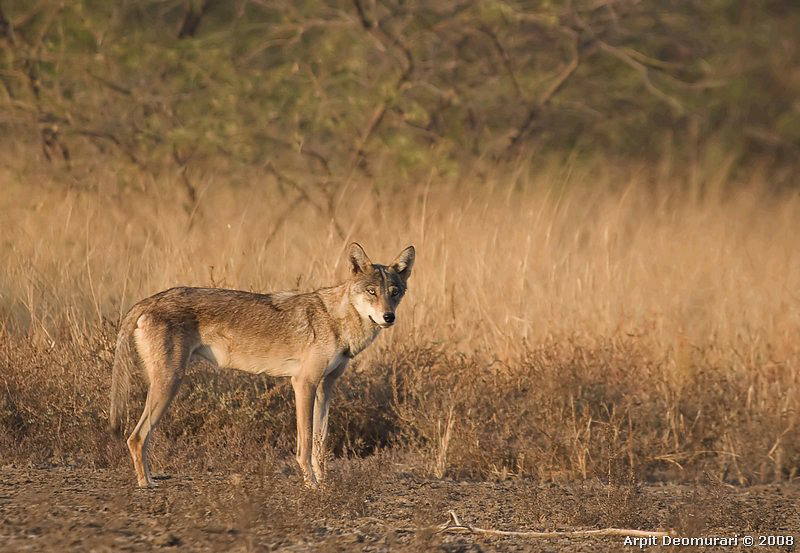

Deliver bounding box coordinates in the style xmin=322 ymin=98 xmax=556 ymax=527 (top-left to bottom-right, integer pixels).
xmin=369 ymin=315 xmax=393 ymax=329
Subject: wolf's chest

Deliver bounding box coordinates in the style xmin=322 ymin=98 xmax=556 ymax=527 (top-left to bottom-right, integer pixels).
xmin=324 ymin=351 xmax=351 ymax=377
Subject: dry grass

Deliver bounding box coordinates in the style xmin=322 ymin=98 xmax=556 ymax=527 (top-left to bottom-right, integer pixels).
xmin=1 ymin=153 xmax=799 ymax=484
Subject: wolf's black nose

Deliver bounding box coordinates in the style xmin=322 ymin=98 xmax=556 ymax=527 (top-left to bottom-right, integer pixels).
xmin=383 ymin=312 xmax=395 ymax=324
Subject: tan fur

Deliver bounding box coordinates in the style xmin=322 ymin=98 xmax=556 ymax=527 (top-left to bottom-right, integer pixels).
xmin=110 ymin=243 xmax=414 ymax=487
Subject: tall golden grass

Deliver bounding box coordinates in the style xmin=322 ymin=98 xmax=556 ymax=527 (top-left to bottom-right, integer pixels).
xmin=1 ymin=155 xmax=799 ymax=483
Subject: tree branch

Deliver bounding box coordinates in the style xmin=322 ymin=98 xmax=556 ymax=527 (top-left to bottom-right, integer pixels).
xmin=597 ymin=40 xmax=684 ymax=114
xmin=505 ymin=34 xmax=587 ymax=156
xmin=477 ymin=25 xmax=523 ymax=99
xmin=178 ymin=0 xmax=212 ymax=39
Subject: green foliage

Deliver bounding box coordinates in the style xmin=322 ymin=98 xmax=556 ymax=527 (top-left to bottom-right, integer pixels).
xmin=0 ymin=0 xmax=798 ymax=179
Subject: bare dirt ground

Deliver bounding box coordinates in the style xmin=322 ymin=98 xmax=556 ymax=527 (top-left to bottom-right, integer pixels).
xmin=1 ymin=464 xmax=798 ymax=552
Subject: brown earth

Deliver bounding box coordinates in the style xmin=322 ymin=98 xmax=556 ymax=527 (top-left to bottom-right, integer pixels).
xmin=1 ymin=462 xmax=798 ymax=552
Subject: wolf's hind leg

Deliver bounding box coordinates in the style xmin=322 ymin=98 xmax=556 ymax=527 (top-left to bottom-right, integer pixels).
xmin=127 ymin=321 xmax=190 ymax=487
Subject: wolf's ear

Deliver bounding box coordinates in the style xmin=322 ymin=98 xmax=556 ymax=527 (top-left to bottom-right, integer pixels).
xmin=349 ymin=242 xmax=372 ymax=275
xmin=390 ymin=245 xmax=415 ymax=279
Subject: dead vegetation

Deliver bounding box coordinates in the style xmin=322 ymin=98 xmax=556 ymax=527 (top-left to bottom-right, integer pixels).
xmin=1 ymin=157 xmax=798 ymax=488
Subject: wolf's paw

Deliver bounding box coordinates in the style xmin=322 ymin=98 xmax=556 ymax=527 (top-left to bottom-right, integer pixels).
xmin=302 ymin=474 xmax=320 ymax=490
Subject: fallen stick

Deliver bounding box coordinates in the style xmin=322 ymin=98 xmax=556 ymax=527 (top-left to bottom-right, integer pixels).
xmin=358 ymin=512 xmax=674 ymax=540
xmin=436 ymin=511 xmax=674 ymax=539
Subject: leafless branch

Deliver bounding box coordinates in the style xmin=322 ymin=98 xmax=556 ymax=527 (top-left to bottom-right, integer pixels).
xmin=178 ymin=0 xmax=212 ymax=39
xmin=255 ymin=131 xmax=332 ymax=176
xmin=263 ymin=194 xmax=305 ymax=252
xmin=172 ymin=145 xmax=199 ymax=221
xmin=349 ymin=3 xmax=414 ymax=173
xmin=477 ymin=25 xmax=523 ymax=99
xmin=87 ymin=69 xmax=132 ymax=96
xmin=505 ymin=33 xmax=587 ymax=156
xmin=352 ymin=0 xmax=373 ymax=29
xmin=0 ymin=4 xmax=17 ymax=46
xmin=264 ymin=162 xmax=346 ymax=240
xmin=597 ymin=40 xmax=684 ymax=114
xmin=70 ymin=128 xmax=145 ymax=168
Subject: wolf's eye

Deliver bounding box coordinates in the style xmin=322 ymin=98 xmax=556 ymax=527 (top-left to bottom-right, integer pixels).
xmin=367 ymin=287 xmax=376 ymax=295
xmin=390 ymin=287 xmax=400 ymax=297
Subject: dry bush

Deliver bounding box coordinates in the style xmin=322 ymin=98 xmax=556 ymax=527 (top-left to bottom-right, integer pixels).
xmin=1 ymin=156 xmax=799 ymax=484
xmin=212 ymin=455 xmax=385 ymax=549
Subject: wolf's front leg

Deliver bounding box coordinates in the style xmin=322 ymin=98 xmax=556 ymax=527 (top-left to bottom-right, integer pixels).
xmin=311 ymin=376 xmax=334 ymax=481
xmin=312 ymin=362 xmax=347 ymax=482
xmin=291 ymin=375 xmax=318 ymax=487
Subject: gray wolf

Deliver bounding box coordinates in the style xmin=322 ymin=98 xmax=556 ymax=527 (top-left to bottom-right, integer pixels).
xmin=109 ymin=242 xmax=415 ymax=487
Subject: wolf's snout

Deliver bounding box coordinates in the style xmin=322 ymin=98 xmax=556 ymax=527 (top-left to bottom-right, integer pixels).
xmin=383 ymin=312 xmax=395 ymax=324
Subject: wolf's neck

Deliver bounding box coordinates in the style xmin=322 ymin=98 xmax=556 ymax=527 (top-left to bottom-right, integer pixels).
xmin=317 ymin=282 xmax=380 ymax=357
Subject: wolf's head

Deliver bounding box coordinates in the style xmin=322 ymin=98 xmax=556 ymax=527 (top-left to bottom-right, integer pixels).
xmin=347 ymin=242 xmax=415 ymax=328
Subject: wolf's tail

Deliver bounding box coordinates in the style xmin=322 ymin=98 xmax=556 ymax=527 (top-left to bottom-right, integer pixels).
xmin=109 ymin=303 xmax=146 ymax=437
